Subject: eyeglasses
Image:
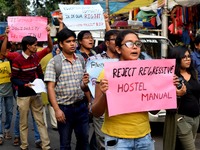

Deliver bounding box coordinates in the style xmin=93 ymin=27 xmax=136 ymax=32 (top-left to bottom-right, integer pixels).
xmin=182 ymin=55 xmax=191 ymax=60
xmin=122 ymin=41 xmax=142 ymax=48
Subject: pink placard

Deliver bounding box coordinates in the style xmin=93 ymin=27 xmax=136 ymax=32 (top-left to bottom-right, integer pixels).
xmin=104 ymin=59 xmax=177 ymax=117
xmin=8 ymin=16 xmax=47 ymax=42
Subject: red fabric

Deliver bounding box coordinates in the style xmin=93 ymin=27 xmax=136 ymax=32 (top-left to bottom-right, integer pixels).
xmin=84 ymin=0 xmax=91 ymax=4
xmin=111 ymin=21 xmax=128 ymax=27
xmin=188 ymin=7 xmax=192 ymax=23
xmin=6 ymin=52 xmax=20 ymax=61
xmin=134 ymin=8 xmax=139 ymax=20
xmin=7 ymin=47 xmax=49 ymax=61
xmin=11 ymin=53 xmax=43 ymax=97
xmin=176 ymin=7 xmax=183 ymax=27
xmin=168 ymin=23 xmax=174 ymax=34
xmin=150 ymin=17 xmax=156 ymax=27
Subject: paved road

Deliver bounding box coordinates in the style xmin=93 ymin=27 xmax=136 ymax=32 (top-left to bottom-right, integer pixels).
xmin=0 ymin=101 xmax=200 ymax=150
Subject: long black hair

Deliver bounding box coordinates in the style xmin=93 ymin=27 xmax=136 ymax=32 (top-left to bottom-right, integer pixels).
xmin=168 ymin=46 xmax=197 ymax=80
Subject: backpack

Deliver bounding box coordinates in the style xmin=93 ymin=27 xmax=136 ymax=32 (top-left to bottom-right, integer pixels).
xmin=53 ymin=53 xmax=85 ymax=81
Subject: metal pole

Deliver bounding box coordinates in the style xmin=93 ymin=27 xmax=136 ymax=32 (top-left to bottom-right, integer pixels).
xmin=106 ymin=0 xmax=109 ymax=16
xmin=162 ymin=0 xmax=168 ymax=38
xmin=161 ymin=0 xmax=168 ymax=58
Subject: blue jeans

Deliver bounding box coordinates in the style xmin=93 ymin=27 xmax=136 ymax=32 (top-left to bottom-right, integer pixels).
xmin=0 ymin=96 xmax=13 ymax=137
xmin=105 ymin=133 xmax=155 ymax=150
xmin=58 ymin=101 xmax=89 ymax=150
xmin=14 ymin=107 xmax=41 ymax=142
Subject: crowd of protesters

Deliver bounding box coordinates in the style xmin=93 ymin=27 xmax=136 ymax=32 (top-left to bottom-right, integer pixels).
xmin=0 ymin=11 xmax=199 ymax=150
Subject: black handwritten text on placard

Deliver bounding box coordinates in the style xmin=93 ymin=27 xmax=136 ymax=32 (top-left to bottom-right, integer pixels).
xmin=8 ymin=16 xmax=47 ymax=42
xmin=10 ymin=33 xmax=41 ymax=39
xmin=141 ymin=92 xmax=172 ymax=101
xmin=117 ymin=82 xmax=147 ymax=92
xmin=113 ymin=65 xmax=174 ymax=78
xmin=84 ymin=14 xmax=101 ymax=19
xmin=9 ymin=17 xmax=33 ymax=23
xmin=10 ymin=25 xmax=40 ymax=31
xmin=113 ymin=65 xmax=174 ymax=101
xmin=138 ymin=66 xmax=174 ymax=75
xmin=113 ymin=67 xmax=137 ymax=78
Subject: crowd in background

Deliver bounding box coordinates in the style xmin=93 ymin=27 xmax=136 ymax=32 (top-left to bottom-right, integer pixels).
xmin=0 ymin=12 xmax=200 ymax=150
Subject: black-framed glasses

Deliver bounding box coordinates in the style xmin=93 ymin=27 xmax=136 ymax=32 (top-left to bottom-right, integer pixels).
xmin=122 ymin=41 xmax=142 ymax=48
xmin=182 ymin=55 xmax=191 ymax=60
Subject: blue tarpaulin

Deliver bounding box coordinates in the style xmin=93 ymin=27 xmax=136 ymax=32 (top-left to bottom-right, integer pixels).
xmin=92 ymin=1 xmax=132 ymax=14
xmin=0 ymin=22 xmax=7 ymax=34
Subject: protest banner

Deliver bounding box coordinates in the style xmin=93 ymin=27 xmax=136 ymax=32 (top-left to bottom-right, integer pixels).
xmin=7 ymin=16 xmax=47 ymax=42
xmin=58 ymin=4 xmax=105 ymax=31
xmin=86 ymin=58 xmax=118 ymax=98
xmin=104 ymin=59 xmax=176 ymax=117
xmin=0 ymin=61 xmax=11 ymax=84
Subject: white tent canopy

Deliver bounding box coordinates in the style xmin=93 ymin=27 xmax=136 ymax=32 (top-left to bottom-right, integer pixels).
xmin=140 ymin=0 xmax=200 ymax=13
xmin=140 ymin=0 xmax=178 ymax=13
xmin=175 ymin=0 xmax=200 ymax=7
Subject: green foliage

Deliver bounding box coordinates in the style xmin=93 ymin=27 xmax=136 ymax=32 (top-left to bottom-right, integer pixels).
xmin=31 ymin=0 xmax=77 ymax=18
xmin=0 ymin=0 xmax=77 ymax=21
xmin=0 ymin=0 xmax=30 ymax=21
xmin=31 ymin=0 xmax=60 ymax=20
xmin=0 ymin=0 xmax=9 ymax=21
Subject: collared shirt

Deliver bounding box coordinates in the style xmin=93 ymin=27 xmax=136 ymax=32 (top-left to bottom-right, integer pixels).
xmin=75 ymin=49 xmax=96 ymax=61
xmin=22 ymin=51 xmax=29 ymax=59
xmin=44 ymin=52 xmax=85 ymax=105
xmin=7 ymin=47 xmax=49 ymax=62
xmin=11 ymin=51 xmax=45 ymax=97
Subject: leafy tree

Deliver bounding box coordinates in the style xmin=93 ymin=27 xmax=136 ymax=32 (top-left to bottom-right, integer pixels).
xmin=14 ymin=0 xmax=30 ymax=16
xmin=0 ymin=0 xmax=79 ymax=21
xmin=0 ymin=0 xmax=7 ymax=21
xmin=0 ymin=0 xmax=30 ymax=21
xmin=31 ymin=0 xmax=77 ymax=20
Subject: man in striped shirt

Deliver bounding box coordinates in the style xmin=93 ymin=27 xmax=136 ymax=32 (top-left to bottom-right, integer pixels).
xmin=11 ymin=35 xmax=52 ymax=150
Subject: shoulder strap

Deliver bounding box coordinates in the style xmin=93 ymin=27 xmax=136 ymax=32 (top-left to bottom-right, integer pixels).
xmin=53 ymin=54 xmax=62 ymax=81
xmin=76 ymin=53 xmax=85 ymax=70
xmin=53 ymin=54 xmax=85 ymax=82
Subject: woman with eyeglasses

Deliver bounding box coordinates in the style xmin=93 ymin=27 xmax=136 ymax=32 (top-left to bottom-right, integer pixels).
xmin=91 ymin=30 xmax=155 ymax=150
xmin=163 ymin=46 xmax=200 ymax=150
